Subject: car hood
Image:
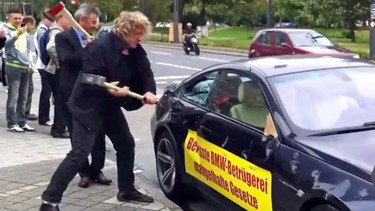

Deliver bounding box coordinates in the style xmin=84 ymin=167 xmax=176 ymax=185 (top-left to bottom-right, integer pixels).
xmin=297 ymin=130 xmax=375 ymax=175
xmin=297 ymin=46 xmax=355 ymax=56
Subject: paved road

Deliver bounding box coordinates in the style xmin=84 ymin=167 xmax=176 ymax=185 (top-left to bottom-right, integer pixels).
xmin=1 ymin=44 xmax=247 ymax=210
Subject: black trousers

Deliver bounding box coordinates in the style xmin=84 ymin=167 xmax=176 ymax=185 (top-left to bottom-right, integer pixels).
xmin=41 ymin=108 xmax=136 ymax=203
xmin=37 ymin=69 xmax=52 ymax=124
xmin=44 ymin=69 xmax=67 ymax=134
xmin=59 ymin=87 xmax=106 ymax=179
xmin=1 ymin=57 xmax=6 ymax=86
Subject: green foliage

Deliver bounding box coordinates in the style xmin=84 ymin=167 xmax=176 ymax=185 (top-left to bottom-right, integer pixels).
xmin=147 ymin=26 xmax=370 ymax=58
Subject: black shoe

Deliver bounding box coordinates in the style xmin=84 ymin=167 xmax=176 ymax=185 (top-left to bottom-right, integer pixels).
xmin=26 ymin=113 xmax=38 ymax=120
xmin=39 ymin=203 xmax=60 ymax=211
xmin=92 ymin=172 xmax=112 ymax=185
xmin=78 ymin=177 xmax=91 ymax=188
xmin=117 ymin=190 xmax=154 ymax=203
xmin=50 ymin=130 xmax=70 ymax=139
xmin=39 ymin=120 xmax=53 ymax=126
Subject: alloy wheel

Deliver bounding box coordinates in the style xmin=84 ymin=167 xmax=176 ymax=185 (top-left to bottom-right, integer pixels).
xmin=156 ymin=137 xmax=176 ymax=193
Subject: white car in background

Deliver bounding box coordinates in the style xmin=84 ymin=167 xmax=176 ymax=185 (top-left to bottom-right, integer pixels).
xmin=155 ymin=22 xmax=170 ymax=28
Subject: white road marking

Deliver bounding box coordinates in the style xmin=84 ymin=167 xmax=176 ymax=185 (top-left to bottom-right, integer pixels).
xmin=173 ymin=80 xmax=182 ymax=83
xmin=156 ymin=81 xmax=168 ymax=84
xmin=198 ymin=57 xmax=229 ymax=62
xmin=150 ymin=51 xmax=172 ymax=55
xmin=155 ymin=75 xmax=190 ymax=80
xmin=155 ymin=62 xmax=200 ymax=71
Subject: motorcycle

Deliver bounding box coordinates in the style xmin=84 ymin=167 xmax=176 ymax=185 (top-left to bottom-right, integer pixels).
xmin=183 ymin=33 xmax=200 ymax=56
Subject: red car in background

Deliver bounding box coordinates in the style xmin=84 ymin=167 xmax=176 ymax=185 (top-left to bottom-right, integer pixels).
xmin=249 ymin=28 xmax=360 ymax=59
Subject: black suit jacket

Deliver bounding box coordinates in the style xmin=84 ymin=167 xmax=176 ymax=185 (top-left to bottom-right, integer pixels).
xmin=55 ymin=28 xmax=83 ymax=94
xmin=68 ymin=32 xmax=157 ymax=130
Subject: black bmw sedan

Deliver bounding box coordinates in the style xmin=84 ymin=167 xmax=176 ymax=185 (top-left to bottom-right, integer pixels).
xmin=150 ymin=55 xmax=375 ymax=211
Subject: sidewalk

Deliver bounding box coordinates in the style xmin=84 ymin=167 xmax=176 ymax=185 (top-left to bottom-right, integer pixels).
xmin=0 ymin=116 xmax=182 ymax=211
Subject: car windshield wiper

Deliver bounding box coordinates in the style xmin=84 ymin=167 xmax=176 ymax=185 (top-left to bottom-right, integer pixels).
xmin=311 ymin=35 xmax=324 ymax=39
xmin=309 ymin=124 xmax=375 ymax=136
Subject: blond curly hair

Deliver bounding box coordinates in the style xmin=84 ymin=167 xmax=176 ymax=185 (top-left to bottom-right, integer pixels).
xmin=114 ymin=11 xmax=152 ymax=40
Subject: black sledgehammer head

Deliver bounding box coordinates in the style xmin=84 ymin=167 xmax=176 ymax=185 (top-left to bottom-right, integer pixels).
xmin=81 ymin=73 xmax=107 ymax=87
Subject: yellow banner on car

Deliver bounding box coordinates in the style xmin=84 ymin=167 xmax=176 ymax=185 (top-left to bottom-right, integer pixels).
xmin=184 ymin=130 xmax=273 ymax=211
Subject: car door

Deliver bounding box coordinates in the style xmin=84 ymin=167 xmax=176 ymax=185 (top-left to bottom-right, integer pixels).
xmin=274 ymin=31 xmax=293 ymax=55
xmin=185 ymin=69 xmax=284 ymax=211
xmin=252 ymin=31 xmax=275 ymax=57
xmin=171 ymin=70 xmax=220 ymax=132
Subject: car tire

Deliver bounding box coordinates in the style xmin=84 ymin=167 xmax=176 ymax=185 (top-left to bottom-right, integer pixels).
xmin=310 ymin=204 xmax=339 ymax=211
xmin=155 ymin=131 xmax=184 ymax=200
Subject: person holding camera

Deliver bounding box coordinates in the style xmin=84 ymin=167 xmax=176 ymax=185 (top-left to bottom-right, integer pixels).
xmin=3 ymin=9 xmax=36 ymax=132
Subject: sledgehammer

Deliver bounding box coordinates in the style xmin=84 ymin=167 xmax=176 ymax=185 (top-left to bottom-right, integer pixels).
xmin=81 ymin=73 xmax=145 ymax=100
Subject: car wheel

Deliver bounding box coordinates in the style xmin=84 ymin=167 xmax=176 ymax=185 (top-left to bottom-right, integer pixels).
xmin=155 ymin=131 xmax=184 ymax=200
xmin=310 ymin=204 xmax=339 ymax=211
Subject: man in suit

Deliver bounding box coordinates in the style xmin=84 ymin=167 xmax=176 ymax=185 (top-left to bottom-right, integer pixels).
xmin=44 ymin=12 xmax=70 ymax=139
xmin=53 ymin=4 xmax=111 ymax=189
xmin=39 ymin=11 xmax=157 ymax=211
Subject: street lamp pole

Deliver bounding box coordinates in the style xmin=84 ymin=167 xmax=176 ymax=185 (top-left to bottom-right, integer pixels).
xmin=142 ymin=0 xmax=148 ymax=14
xmin=267 ymin=0 xmax=273 ymax=28
xmin=173 ymin=0 xmax=179 ymax=43
xmin=370 ymin=0 xmax=375 ymax=59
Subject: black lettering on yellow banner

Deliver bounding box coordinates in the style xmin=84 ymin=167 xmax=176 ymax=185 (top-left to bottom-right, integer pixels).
xmin=184 ymin=130 xmax=272 ymax=211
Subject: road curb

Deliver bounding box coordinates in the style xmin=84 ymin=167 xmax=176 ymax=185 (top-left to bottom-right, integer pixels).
xmin=135 ymin=174 xmax=183 ymax=211
xmin=143 ymin=41 xmax=248 ymax=57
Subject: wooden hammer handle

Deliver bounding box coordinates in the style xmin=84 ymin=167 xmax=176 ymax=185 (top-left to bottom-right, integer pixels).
xmin=104 ymin=82 xmax=145 ymax=100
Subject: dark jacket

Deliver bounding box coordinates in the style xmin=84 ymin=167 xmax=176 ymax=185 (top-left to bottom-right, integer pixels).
xmin=68 ymin=32 xmax=156 ymax=130
xmin=55 ymin=28 xmax=84 ymax=94
xmin=0 ymin=37 xmax=5 ymax=49
xmin=0 ymin=37 xmax=5 ymax=57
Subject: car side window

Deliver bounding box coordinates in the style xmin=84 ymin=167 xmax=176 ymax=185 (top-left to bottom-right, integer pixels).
xmin=275 ymin=32 xmax=287 ymax=46
xmin=256 ymin=31 xmax=271 ymax=45
xmin=209 ymin=71 xmax=278 ymax=137
xmin=181 ymin=71 xmax=218 ymax=107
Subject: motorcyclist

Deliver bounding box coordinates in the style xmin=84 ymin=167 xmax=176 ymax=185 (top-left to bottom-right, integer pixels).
xmin=183 ymin=22 xmax=195 ymax=47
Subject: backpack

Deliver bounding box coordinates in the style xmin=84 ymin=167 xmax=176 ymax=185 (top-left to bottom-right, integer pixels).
xmin=39 ymin=28 xmax=60 ymax=66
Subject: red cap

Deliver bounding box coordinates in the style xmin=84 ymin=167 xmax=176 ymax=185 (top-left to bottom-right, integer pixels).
xmin=48 ymin=2 xmax=65 ymax=17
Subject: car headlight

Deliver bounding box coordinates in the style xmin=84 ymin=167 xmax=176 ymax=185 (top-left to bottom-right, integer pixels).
xmin=353 ymin=54 xmax=360 ymax=59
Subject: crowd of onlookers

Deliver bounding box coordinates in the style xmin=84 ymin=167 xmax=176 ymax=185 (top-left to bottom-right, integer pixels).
xmin=0 ymin=6 xmax=89 ymax=138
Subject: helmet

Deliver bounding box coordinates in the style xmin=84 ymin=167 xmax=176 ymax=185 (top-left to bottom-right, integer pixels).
xmin=187 ymin=22 xmax=192 ymax=27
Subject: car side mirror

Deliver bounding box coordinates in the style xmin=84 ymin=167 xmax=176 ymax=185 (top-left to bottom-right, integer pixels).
xmin=170 ymin=100 xmax=203 ymax=127
xmin=281 ymin=42 xmax=291 ymax=49
xmin=164 ymin=83 xmax=179 ymax=95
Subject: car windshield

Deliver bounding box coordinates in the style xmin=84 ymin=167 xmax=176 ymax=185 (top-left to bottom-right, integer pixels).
xmin=268 ymin=67 xmax=375 ymax=132
xmin=289 ymin=31 xmax=334 ymax=47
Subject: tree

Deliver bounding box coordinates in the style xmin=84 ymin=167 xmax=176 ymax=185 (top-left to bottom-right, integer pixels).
xmin=274 ymin=0 xmax=307 ymax=25
xmin=340 ymin=0 xmax=369 ymax=42
xmin=206 ymin=4 xmax=227 ymax=25
xmin=143 ymin=0 xmax=172 ymax=24
xmin=225 ymin=0 xmax=258 ymax=26
xmin=96 ymin=0 xmax=125 ymax=21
